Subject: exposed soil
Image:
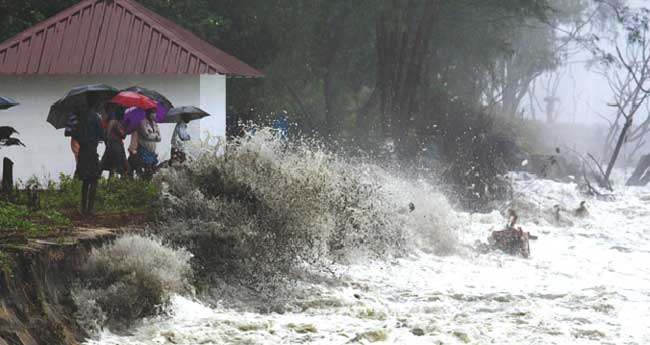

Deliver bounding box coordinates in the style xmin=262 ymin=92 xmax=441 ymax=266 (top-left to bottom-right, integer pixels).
xmin=0 ymin=210 xmax=153 ymax=345
xmin=0 ymin=228 xmax=116 ymax=345
xmin=69 ymin=211 xmax=154 ymax=230
xmin=0 ymin=211 xmax=153 ymax=246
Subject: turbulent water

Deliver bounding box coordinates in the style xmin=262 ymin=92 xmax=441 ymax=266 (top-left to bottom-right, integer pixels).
xmin=80 ymin=137 xmax=650 ymax=344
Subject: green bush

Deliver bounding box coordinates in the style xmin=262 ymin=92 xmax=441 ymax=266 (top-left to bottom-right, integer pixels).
xmin=0 ymin=176 xmax=158 ymax=239
xmin=0 ymin=201 xmax=70 ymax=236
xmin=41 ymin=174 xmax=159 ymax=214
xmin=0 ymin=201 xmax=34 ymax=230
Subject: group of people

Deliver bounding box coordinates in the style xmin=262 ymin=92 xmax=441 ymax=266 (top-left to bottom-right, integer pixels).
xmin=65 ymin=100 xmax=191 ymax=214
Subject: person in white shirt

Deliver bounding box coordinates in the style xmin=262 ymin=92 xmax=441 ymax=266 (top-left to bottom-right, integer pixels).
xmin=136 ymin=109 xmax=161 ymax=179
xmin=171 ymin=115 xmax=191 ymax=165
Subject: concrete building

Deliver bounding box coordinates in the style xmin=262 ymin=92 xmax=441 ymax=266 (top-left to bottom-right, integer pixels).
xmin=0 ymin=0 xmax=261 ymax=180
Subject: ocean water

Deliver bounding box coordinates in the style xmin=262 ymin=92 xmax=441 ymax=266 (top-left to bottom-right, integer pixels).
xmin=84 ymin=175 xmax=650 ymax=345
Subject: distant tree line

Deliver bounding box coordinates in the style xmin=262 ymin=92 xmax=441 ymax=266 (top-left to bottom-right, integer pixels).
xmin=1 ymin=0 xmax=592 ymax=143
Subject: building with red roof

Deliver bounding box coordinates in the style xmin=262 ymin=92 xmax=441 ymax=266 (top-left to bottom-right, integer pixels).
xmin=0 ymin=0 xmax=262 ymax=179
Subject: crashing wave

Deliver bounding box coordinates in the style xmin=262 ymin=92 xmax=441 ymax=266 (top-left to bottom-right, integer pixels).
xmin=74 ymin=129 xmax=460 ymax=332
xmin=73 ymin=235 xmax=193 ymax=334
xmin=154 ymin=129 xmax=459 ymax=292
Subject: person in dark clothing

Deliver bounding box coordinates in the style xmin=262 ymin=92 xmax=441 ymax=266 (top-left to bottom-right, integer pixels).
xmin=101 ymin=107 xmax=128 ymax=178
xmin=72 ymin=107 xmax=104 ymax=215
xmin=64 ymin=113 xmax=81 ymax=177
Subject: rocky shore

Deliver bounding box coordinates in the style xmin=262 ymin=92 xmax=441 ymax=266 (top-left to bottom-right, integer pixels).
xmin=0 ymin=228 xmax=116 ymax=345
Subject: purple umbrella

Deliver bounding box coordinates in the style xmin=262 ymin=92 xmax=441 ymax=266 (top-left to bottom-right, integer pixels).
xmin=155 ymin=102 xmax=169 ymax=122
xmin=123 ymin=107 xmax=146 ymax=134
xmin=122 ymin=103 xmax=169 ymax=134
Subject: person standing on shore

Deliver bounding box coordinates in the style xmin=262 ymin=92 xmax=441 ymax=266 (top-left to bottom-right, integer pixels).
xmin=136 ymin=108 xmax=161 ymax=179
xmin=72 ymin=106 xmax=104 ymax=215
xmin=171 ymin=114 xmax=191 ymax=165
xmin=64 ymin=113 xmax=80 ymax=164
xmin=101 ymin=111 xmax=129 ymax=178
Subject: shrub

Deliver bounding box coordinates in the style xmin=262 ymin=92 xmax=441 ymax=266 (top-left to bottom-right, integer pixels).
xmin=0 ymin=201 xmax=34 ymax=230
xmin=0 ymin=175 xmax=157 ymax=237
xmin=0 ymin=201 xmax=70 ymax=237
xmin=41 ymin=174 xmax=159 ymax=214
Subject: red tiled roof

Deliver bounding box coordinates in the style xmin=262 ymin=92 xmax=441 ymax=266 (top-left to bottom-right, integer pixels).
xmin=0 ymin=0 xmax=263 ymax=77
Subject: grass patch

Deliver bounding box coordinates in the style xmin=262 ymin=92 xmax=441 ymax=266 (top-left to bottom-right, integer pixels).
xmin=0 ymin=201 xmax=70 ymax=237
xmin=1 ymin=174 xmax=158 ymax=240
xmin=39 ymin=174 xmax=159 ymax=214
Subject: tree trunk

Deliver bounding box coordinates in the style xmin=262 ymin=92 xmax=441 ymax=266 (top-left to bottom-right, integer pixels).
xmin=626 ymin=153 xmax=650 ymax=186
xmin=376 ymin=0 xmax=439 ymax=156
xmin=322 ymin=11 xmax=349 ymax=138
xmin=355 ymin=88 xmax=379 ymax=140
xmin=324 ymin=60 xmax=337 ymax=137
xmin=605 ymin=117 xmax=632 ymax=184
xmin=2 ymin=157 xmax=13 ymax=195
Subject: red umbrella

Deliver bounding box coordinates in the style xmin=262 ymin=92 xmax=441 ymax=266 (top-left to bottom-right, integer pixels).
xmin=108 ymin=91 xmax=156 ymax=110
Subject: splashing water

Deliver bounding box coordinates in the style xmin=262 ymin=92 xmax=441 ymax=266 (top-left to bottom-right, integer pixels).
xmin=74 ymin=235 xmax=193 ymax=334
xmin=80 ymin=135 xmax=650 ymax=344
xmin=151 ymin=129 xmax=459 ymax=293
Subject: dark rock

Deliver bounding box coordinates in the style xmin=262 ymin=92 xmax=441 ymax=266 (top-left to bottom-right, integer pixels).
xmin=487 ymin=227 xmax=531 ymax=258
xmin=411 ymin=328 xmax=425 ymax=336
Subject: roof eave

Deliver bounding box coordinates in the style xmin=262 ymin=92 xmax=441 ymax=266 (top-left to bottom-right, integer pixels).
xmin=0 ymin=0 xmax=265 ymax=77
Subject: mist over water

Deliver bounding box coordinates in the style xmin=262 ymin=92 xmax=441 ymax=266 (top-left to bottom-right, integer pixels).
xmin=77 ymin=133 xmax=650 ymax=345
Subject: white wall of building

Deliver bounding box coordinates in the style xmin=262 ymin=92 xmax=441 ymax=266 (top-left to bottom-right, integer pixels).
xmin=199 ymin=74 xmax=227 ymax=143
xmin=0 ymin=74 xmax=227 ymax=181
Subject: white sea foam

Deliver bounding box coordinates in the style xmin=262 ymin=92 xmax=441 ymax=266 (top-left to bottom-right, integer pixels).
xmin=83 ymin=162 xmax=650 ymax=344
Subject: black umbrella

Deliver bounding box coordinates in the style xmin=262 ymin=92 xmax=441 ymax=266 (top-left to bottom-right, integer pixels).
xmin=47 ymin=99 xmax=70 ymax=129
xmin=47 ymin=84 xmax=119 ymax=129
xmin=162 ymin=106 xmax=210 ymax=123
xmin=124 ymin=86 xmax=174 ymax=109
xmin=0 ymin=96 xmax=19 ymax=110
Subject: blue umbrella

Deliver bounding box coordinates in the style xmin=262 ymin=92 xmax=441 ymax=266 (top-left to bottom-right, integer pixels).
xmin=0 ymin=96 xmax=19 ymax=110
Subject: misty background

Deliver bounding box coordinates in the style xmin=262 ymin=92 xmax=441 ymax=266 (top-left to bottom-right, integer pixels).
xmin=2 ymin=0 xmax=649 ymax=208
xmin=537 ymin=0 xmax=645 ymax=124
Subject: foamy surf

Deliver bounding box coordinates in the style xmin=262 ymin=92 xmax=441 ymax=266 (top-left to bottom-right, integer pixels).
xmin=79 ymin=136 xmax=649 ymax=344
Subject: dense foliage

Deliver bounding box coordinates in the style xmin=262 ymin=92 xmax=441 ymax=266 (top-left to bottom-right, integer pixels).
xmin=0 ymin=0 xmax=601 ymax=208
xmin=0 ymin=0 xmax=588 ymax=140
